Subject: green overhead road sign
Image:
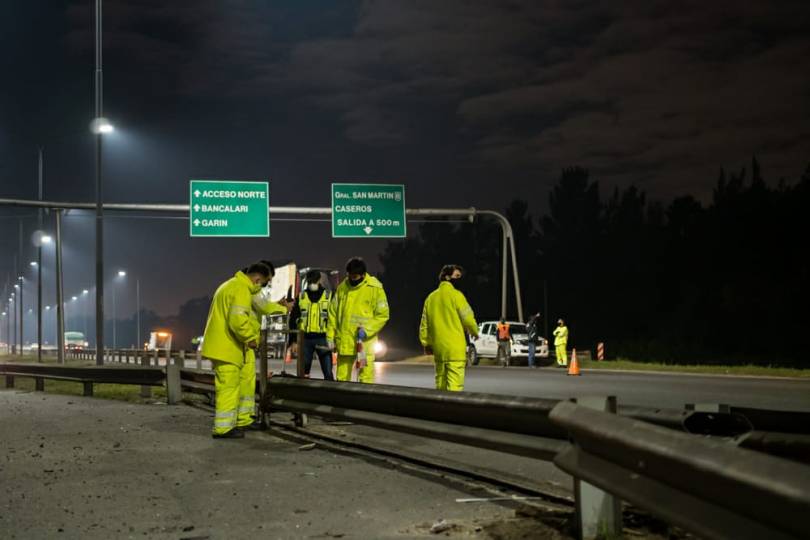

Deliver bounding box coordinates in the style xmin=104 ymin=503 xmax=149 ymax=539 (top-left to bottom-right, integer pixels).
xmin=189 ymin=180 xmax=269 ymax=237
xmin=332 ymin=183 xmax=406 ymax=238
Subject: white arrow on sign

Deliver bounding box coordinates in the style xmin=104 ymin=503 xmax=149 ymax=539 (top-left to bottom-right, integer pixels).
xmin=363 ymin=226 xmax=373 ymax=235
xmin=194 ymin=190 xmax=201 ymax=197
xmin=193 ymin=204 xmax=200 ymax=211
xmin=193 ymin=219 xmax=200 ymax=226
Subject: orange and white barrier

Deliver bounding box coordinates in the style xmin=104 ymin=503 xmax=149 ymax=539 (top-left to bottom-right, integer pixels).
xmin=597 ymin=342 xmax=604 ymax=361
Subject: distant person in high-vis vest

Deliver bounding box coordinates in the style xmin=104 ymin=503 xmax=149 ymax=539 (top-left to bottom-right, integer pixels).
xmin=327 ymin=257 xmax=390 ymax=383
xmin=419 ymin=264 xmax=479 ymax=391
xmin=496 ymin=318 xmax=511 ymax=367
xmin=202 ymin=262 xmax=289 ymax=439
xmin=289 ymin=269 xmax=334 ymax=380
xmin=553 ymin=318 xmax=569 ymax=367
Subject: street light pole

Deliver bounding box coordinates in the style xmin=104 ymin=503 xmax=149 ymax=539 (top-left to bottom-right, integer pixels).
xmin=136 ymin=277 xmax=140 ymax=350
xmin=37 ymin=147 xmax=43 ymax=363
xmin=55 ymin=210 xmax=65 ymax=364
xmin=18 ymin=221 xmax=24 ymax=355
xmin=94 ymin=0 xmax=105 ymax=366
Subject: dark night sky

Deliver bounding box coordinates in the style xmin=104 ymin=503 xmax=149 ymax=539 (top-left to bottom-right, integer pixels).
xmin=2 ymin=1 xmax=809 ymax=320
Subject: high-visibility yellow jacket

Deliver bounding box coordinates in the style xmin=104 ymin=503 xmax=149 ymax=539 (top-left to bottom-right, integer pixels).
xmin=553 ymin=325 xmax=568 ymax=346
xmin=298 ymin=289 xmax=331 ymax=334
xmin=201 ymin=271 xmax=262 ymax=366
xmin=327 ymin=275 xmax=389 ymax=356
xmin=419 ymin=281 xmax=478 ymax=361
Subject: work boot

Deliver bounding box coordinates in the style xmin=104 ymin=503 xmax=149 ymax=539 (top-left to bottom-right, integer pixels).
xmin=212 ymin=428 xmax=245 ymax=439
xmin=240 ymin=420 xmax=266 ymax=431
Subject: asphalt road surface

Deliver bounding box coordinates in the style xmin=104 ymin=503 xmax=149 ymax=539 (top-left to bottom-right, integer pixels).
xmin=284 ymin=360 xmax=810 ymax=412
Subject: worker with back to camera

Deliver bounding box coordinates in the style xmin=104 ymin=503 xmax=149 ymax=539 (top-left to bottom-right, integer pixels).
xmin=327 ymin=257 xmax=389 ymax=383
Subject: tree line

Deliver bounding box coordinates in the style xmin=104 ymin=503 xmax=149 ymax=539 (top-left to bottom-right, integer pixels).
xmin=379 ymin=158 xmax=810 ymax=367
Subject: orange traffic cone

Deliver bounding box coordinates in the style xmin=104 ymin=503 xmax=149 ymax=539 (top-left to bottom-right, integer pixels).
xmin=284 ymin=347 xmax=293 ymax=364
xmin=567 ymin=348 xmax=581 ymax=376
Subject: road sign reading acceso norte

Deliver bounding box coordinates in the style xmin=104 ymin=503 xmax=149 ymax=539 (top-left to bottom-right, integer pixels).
xmin=332 ymin=183 xmax=406 ymax=238
xmin=190 ymin=180 xmax=269 ymax=237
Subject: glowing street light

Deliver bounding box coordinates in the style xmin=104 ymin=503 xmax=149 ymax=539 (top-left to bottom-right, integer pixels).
xmin=90 ymin=117 xmax=114 ymax=134
xmin=41 ymin=235 xmax=52 ymax=244
xmin=82 ymin=289 xmax=89 ymax=295
xmin=117 ymin=270 xmax=127 ymax=278
xmin=29 ymin=261 xmax=38 ymax=267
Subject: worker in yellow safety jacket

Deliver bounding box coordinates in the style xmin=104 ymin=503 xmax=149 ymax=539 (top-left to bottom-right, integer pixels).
xmin=202 ymin=262 xmax=289 ymax=439
xmin=553 ymin=318 xmax=569 ymax=367
xmin=326 ymin=257 xmax=389 ymax=383
xmin=289 ymin=269 xmax=334 ymax=380
xmin=419 ymin=264 xmax=479 ymax=391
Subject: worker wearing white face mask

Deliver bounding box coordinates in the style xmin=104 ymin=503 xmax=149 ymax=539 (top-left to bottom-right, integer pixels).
xmin=288 ymin=269 xmax=334 ymax=380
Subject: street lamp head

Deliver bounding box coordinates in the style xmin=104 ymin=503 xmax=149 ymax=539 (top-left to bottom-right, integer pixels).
xmin=117 ymin=270 xmax=127 ymax=277
xmin=82 ymin=289 xmax=89 ymax=295
xmin=41 ymin=235 xmax=53 ymax=244
xmin=71 ymin=296 xmax=78 ymax=301
xmin=45 ymin=306 xmax=51 ymax=311
xmin=91 ymin=117 xmax=115 ymax=134
xmin=14 ymin=284 xmax=19 ymax=289
xmin=30 ymin=261 xmax=38 ymax=267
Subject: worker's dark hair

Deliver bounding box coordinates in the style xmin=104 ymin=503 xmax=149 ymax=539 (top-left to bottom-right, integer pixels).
xmin=345 ymin=257 xmax=367 ymax=275
xmin=305 ymin=269 xmax=321 ymax=283
xmin=438 ymin=264 xmax=464 ymax=280
xmin=258 ymin=260 xmax=276 ymax=277
xmin=246 ymin=262 xmax=273 ymax=278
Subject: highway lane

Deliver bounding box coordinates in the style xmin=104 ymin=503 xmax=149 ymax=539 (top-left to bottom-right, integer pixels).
xmin=286 ymin=360 xmax=810 ymax=411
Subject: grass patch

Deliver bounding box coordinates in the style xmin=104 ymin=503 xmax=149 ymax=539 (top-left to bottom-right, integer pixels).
xmin=5 ymin=376 xmax=168 ymax=402
xmin=581 ymin=358 xmax=810 ymax=378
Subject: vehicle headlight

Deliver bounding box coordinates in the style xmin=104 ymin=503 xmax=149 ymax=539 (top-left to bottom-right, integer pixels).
xmin=373 ymin=340 xmax=387 ymax=356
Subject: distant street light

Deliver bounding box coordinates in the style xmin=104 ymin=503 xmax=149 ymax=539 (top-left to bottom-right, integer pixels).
xmin=117 ymin=270 xmax=127 ymax=277
xmin=41 ymin=235 xmax=52 ymax=244
xmin=29 ymin=261 xmax=37 ymax=267
xmin=82 ymin=289 xmax=89 ymax=295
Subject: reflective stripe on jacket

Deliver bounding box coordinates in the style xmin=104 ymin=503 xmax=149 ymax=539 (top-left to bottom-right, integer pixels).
xmin=326 ymin=274 xmax=389 ymax=356
xmin=201 ymin=271 xmax=261 ymax=366
xmin=419 ymin=281 xmax=478 ymax=361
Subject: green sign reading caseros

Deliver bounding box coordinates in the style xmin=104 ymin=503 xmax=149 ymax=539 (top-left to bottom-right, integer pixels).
xmin=332 ymin=183 xmax=406 ymax=238
xmin=189 ymin=180 xmax=269 ymax=237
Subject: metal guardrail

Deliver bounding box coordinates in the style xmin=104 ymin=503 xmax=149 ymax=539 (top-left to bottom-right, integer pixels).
xmin=261 ymin=376 xmax=810 ymax=539
xmin=0 ymin=362 xmax=181 ymax=403
xmin=551 ymin=401 xmax=810 ymax=540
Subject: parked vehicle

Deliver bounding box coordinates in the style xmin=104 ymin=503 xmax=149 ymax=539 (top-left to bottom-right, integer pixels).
xmin=468 ymin=320 xmax=549 ymax=366
xmin=64 ymin=332 xmax=89 ymax=351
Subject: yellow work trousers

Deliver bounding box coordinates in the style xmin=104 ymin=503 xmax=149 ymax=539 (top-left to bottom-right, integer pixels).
xmin=555 ymin=345 xmax=568 ymax=366
xmin=212 ymin=353 xmax=256 ymax=435
xmin=335 ymin=354 xmax=375 ymax=383
xmin=434 ymin=360 xmax=465 ymax=391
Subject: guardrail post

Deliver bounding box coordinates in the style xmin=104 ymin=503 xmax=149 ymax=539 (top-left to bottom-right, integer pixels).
xmin=165 ymin=364 xmax=181 ymax=405
xmin=5 ymin=375 xmax=14 ymax=388
xmin=152 ymin=349 xmax=159 ymax=367
xmin=83 ymin=382 xmax=93 ymax=397
xmin=141 ymin=353 xmax=152 ymax=398
xmin=196 ymin=348 xmax=202 ymax=370
xmin=573 ymin=396 xmax=622 ymax=540
xmin=179 ymin=350 xmax=186 ymax=368
xmin=35 ymin=377 xmax=44 ymax=392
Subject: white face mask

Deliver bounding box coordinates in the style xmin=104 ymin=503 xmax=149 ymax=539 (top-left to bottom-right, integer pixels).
xmin=308 ymin=283 xmax=319 ymax=292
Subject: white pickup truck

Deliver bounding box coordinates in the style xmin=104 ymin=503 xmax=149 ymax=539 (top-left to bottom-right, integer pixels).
xmin=468 ymin=320 xmax=549 ymax=366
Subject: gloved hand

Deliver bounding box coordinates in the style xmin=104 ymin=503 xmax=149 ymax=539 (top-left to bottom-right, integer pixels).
xmin=357 ymin=327 xmax=367 ymax=341
xmin=326 ymin=339 xmax=335 ymax=351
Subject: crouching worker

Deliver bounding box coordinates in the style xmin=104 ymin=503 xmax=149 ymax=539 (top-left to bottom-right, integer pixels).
xmin=202 ymin=262 xmax=274 ymax=439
